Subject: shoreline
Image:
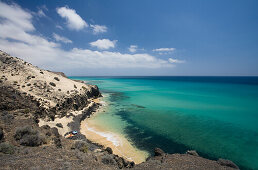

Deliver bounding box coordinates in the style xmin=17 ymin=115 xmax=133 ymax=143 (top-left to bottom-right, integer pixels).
xmin=80 ymin=95 xmax=150 ymax=164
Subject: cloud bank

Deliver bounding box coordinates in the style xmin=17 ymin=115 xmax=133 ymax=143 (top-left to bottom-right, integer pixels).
xmin=0 ymin=2 xmax=182 ymax=75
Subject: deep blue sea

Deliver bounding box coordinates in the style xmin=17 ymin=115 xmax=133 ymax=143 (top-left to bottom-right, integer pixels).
xmin=70 ymin=76 xmax=258 ymax=169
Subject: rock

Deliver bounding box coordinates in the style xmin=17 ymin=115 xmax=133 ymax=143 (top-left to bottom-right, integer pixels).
xmin=54 ymin=77 xmax=60 ymax=81
xmin=186 ymin=150 xmax=199 ymax=156
xmin=129 ymin=161 xmax=135 ymax=168
xmin=49 ymin=82 xmax=56 ymax=87
xmin=117 ymin=157 xmax=124 ymax=169
xmin=41 ymin=125 xmax=50 ymax=130
xmin=217 ymin=159 xmax=239 ymax=169
xmin=154 ymin=147 xmax=164 ymax=156
xmin=87 ymin=85 xmax=102 ymax=98
xmin=56 ymin=123 xmax=63 ymax=128
xmin=94 ymin=148 xmax=102 ymax=153
xmin=105 ymin=147 xmax=113 ymax=154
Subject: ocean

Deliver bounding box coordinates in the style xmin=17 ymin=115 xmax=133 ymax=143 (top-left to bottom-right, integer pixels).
xmin=70 ymin=76 xmax=258 ymax=169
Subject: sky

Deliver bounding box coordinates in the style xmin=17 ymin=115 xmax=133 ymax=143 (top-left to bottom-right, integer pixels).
xmin=0 ymin=0 xmax=257 ymax=76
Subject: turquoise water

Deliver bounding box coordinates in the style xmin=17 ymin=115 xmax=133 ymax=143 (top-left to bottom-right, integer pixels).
xmin=71 ymin=76 xmax=258 ymax=169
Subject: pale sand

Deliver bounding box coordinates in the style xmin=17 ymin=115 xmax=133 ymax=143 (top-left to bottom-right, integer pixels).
xmin=0 ymin=51 xmax=93 ymax=109
xmin=80 ymin=111 xmax=150 ymax=164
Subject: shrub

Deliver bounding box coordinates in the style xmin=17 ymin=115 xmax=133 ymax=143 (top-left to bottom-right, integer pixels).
xmin=51 ymin=127 xmax=60 ymax=137
xmin=14 ymin=126 xmax=46 ymax=146
xmin=24 ymin=108 xmax=30 ymax=114
xmin=0 ymin=142 xmax=15 ymax=154
xmin=54 ymin=77 xmax=60 ymax=81
xmin=54 ymin=137 xmax=62 ymax=148
xmin=72 ymin=141 xmax=88 ymax=153
xmin=49 ymin=82 xmax=56 ymax=87
xmin=101 ymin=154 xmax=116 ymax=165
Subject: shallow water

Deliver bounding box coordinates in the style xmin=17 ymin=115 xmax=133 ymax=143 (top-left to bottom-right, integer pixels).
xmin=71 ymin=76 xmax=258 ymax=169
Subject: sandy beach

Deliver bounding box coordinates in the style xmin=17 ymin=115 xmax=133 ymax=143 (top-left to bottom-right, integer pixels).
xmin=80 ymin=102 xmax=149 ymax=164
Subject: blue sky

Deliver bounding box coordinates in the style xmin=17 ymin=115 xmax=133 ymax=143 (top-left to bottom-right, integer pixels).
xmin=0 ymin=0 xmax=257 ymax=76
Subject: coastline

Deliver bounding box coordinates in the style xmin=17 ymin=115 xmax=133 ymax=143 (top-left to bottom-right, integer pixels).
xmin=80 ymin=95 xmax=150 ymax=164
xmin=0 ymin=50 xmax=241 ymax=169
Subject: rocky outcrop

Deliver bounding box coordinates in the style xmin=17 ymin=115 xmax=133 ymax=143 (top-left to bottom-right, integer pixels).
xmin=87 ymin=85 xmax=102 ymax=98
xmin=217 ymin=159 xmax=239 ymax=169
xmin=134 ymin=148 xmax=238 ymax=170
xmin=50 ymin=71 xmax=67 ymax=78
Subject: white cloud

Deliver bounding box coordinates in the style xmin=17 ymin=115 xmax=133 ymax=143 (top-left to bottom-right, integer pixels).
xmin=153 ymin=48 xmax=175 ymax=52
xmin=53 ymin=33 xmax=72 ymax=44
xmin=56 ymin=6 xmax=88 ymax=30
xmin=128 ymin=45 xmax=138 ymax=53
xmin=168 ymin=58 xmax=185 ymax=63
xmin=90 ymin=39 xmax=117 ymax=50
xmin=0 ymin=2 xmax=184 ymax=74
xmin=0 ymin=2 xmax=34 ymax=31
xmin=90 ymin=24 xmax=107 ymax=34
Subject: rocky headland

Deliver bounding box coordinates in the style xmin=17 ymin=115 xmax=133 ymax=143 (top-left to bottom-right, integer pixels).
xmin=0 ymin=50 xmax=239 ymax=169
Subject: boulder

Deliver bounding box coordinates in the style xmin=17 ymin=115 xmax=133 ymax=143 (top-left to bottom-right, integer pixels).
xmin=105 ymin=147 xmax=113 ymax=154
xmin=186 ymin=150 xmax=199 ymax=156
xmin=154 ymin=147 xmax=164 ymax=156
